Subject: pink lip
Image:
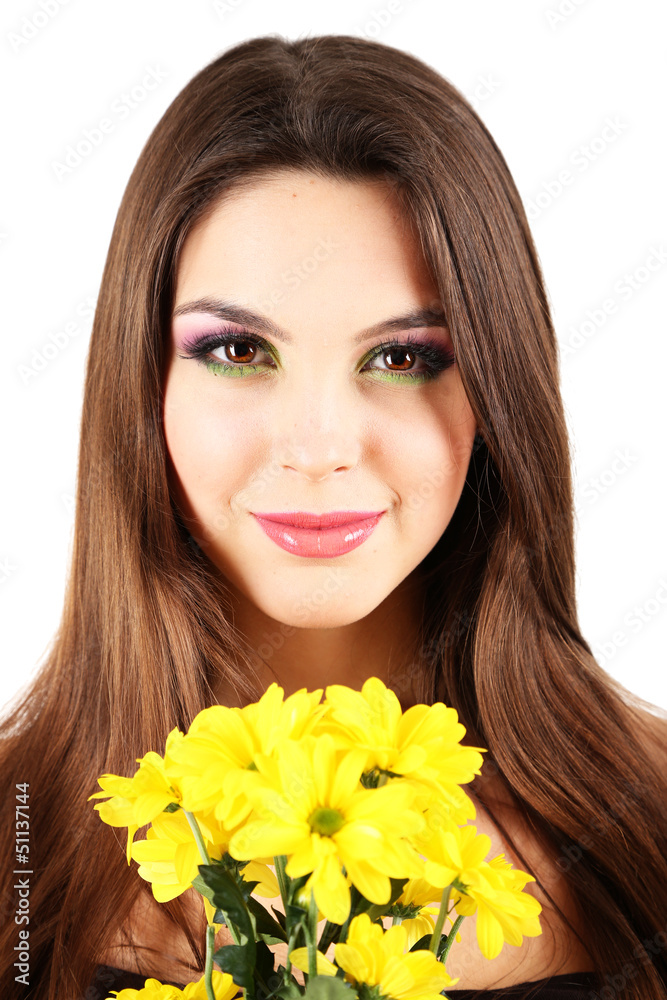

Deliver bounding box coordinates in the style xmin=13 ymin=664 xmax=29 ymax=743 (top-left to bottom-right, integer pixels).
xmin=252 ymin=510 xmax=385 ymax=558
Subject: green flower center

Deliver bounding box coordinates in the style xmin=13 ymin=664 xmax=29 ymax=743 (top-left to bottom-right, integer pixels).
xmin=308 ymin=806 xmax=346 ymax=836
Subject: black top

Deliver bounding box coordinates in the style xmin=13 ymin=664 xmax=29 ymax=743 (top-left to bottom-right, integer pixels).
xmin=91 ymin=964 xmax=603 ymax=998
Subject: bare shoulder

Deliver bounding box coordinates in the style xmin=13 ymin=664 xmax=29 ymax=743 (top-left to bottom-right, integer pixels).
xmin=446 ymin=707 xmax=666 ymax=989
xmin=442 ymin=780 xmax=596 ymax=990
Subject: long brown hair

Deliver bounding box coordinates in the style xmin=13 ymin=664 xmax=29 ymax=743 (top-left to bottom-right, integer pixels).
xmin=1 ymin=33 xmax=665 ymax=1000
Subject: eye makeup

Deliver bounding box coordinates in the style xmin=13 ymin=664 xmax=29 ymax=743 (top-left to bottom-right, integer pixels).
xmin=177 ymin=327 xmax=277 ymax=378
xmin=174 ymin=320 xmax=456 ymax=384
xmin=360 ymin=334 xmax=456 ymax=384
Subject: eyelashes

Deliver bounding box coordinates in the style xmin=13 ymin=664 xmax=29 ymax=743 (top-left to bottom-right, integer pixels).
xmin=176 ymin=325 xmax=456 ymax=384
xmin=177 ymin=328 xmax=276 ymax=379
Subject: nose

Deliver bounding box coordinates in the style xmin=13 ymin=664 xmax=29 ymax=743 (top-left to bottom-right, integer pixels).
xmin=272 ymin=376 xmax=362 ymax=482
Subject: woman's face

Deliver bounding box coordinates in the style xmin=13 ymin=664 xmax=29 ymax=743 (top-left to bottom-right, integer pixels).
xmin=163 ymin=169 xmax=477 ymax=629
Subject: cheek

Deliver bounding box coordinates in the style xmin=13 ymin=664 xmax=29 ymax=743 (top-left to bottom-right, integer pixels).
xmin=404 ymin=435 xmax=470 ymax=522
xmin=162 ymin=374 xmax=261 ymax=516
xmin=377 ymin=391 xmax=475 ymax=533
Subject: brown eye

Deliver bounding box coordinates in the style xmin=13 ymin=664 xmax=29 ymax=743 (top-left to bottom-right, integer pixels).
xmin=360 ymin=337 xmax=455 ymax=383
xmin=383 ymin=348 xmax=419 ymax=372
xmin=178 ymin=327 xmax=276 ymax=375
xmin=220 ymin=340 xmax=257 ymax=364
xmin=371 ymin=347 xmax=425 ymax=374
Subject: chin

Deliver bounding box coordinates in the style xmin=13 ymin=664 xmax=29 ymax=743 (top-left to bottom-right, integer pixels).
xmin=208 ymin=548 xmax=407 ymax=630
xmin=255 ymin=591 xmax=381 ymax=630
xmin=234 ymin=566 xmax=399 ymax=628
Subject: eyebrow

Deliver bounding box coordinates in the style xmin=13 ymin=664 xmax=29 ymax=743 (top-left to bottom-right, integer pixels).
xmin=172 ymin=297 xmax=447 ymax=345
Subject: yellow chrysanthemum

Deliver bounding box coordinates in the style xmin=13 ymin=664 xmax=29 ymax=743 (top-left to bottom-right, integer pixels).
xmin=130 ymin=807 xmax=278 ymax=926
xmin=165 ymin=683 xmax=325 ymax=826
xmin=417 ymin=813 xmax=542 ymax=960
xmin=228 ymin=734 xmax=425 ymax=924
xmin=390 ymin=878 xmax=442 ymax=949
xmin=89 ymin=729 xmax=185 ymax=863
xmin=290 ymin=912 xmax=457 ymax=997
xmin=451 ymin=853 xmax=543 ymax=960
xmin=319 ymin=677 xmax=485 ymax=817
xmin=107 ymin=969 xmax=238 ymax=999
xmin=418 ymin=813 xmax=493 ymax=892
xmin=287 ymin=948 xmax=338 ymax=976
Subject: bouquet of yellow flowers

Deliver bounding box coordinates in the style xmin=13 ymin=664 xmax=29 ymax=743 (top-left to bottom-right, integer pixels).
xmin=89 ymin=678 xmax=542 ymax=1000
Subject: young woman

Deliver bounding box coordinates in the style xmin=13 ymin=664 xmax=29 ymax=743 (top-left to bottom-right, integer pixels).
xmin=1 ymin=33 xmax=665 ymax=1000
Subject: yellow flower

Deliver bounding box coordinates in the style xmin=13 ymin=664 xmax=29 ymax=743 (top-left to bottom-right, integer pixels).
xmin=390 ymin=878 xmax=441 ymax=949
xmin=288 ymin=948 xmax=338 ymax=976
xmin=452 ymin=853 xmax=543 ymax=960
xmin=320 ymin=677 xmax=485 ymax=817
xmin=228 ymin=734 xmax=425 ymax=924
xmin=290 ymin=912 xmax=457 ymax=997
xmin=165 ymin=683 xmax=325 ymax=826
xmin=417 ymin=813 xmax=542 ymax=960
xmin=89 ymin=729 xmax=185 ymax=863
xmin=106 ymin=969 xmax=238 ymax=999
xmin=130 ymin=808 xmax=278 ymax=926
xmin=419 ymin=813 xmax=493 ymax=891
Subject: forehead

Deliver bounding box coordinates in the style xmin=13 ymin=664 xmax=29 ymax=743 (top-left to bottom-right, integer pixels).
xmin=173 ymin=169 xmax=439 ymax=324
xmin=188 ymin=167 xmax=406 ymax=233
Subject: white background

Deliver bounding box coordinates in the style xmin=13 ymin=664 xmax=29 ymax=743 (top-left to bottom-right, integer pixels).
xmin=1 ymin=0 xmax=665 ymax=714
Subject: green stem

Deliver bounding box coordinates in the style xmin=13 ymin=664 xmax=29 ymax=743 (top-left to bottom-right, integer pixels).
xmin=274 ymin=854 xmax=289 ymax=912
xmin=185 ymin=810 xmax=212 ymax=865
xmin=317 ymin=920 xmax=338 ymax=954
xmin=429 ymin=885 xmax=452 ymax=954
xmin=439 ymin=913 xmax=465 ymax=964
xmin=184 ymin=812 xmax=215 ymax=1000
xmin=338 ymin=884 xmax=361 ymax=944
xmin=284 ymin=926 xmax=299 ymax=985
xmin=307 ymin=889 xmax=318 ymax=980
xmin=203 ymin=924 xmax=216 ymax=1000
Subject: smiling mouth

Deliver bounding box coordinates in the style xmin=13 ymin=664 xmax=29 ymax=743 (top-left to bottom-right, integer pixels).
xmin=252 ymin=510 xmax=384 ymax=529
xmin=251 ymin=510 xmax=386 ymax=558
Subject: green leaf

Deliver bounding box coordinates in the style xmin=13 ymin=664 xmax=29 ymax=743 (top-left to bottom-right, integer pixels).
xmin=316 ymin=920 xmax=343 ymax=956
xmin=191 ymin=873 xmax=215 ymax=903
xmin=237 ymin=878 xmax=261 ymax=903
xmin=286 ymin=903 xmax=308 ymax=925
xmin=262 ymin=965 xmax=299 ymax=1000
xmin=198 ymin=864 xmax=254 ymax=932
xmin=198 ymin=863 xmax=256 ymax=966
xmin=363 ymin=877 xmax=408 ymax=922
xmin=213 ymin=943 xmax=254 ymax=991
xmin=408 ymin=932 xmax=432 ymax=952
xmin=302 ymin=975 xmax=354 ymax=1000
xmin=247 ymin=895 xmax=288 ymax=942
xmin=275 ymin=982 xmax=303 ymax=1000
xmin=258 ymin=933 xmax=287 ymax=946
xmin=255 ymin=939 xmax=276 ymax=981
xmin=342 ymin=878 xmax=408 ymax=923
xmin=387 ymin=877 xmax=409 ymax=905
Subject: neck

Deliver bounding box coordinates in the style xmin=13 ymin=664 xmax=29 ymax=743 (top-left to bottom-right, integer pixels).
xmin=211 ymin=567 xmax=427 ymax=710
